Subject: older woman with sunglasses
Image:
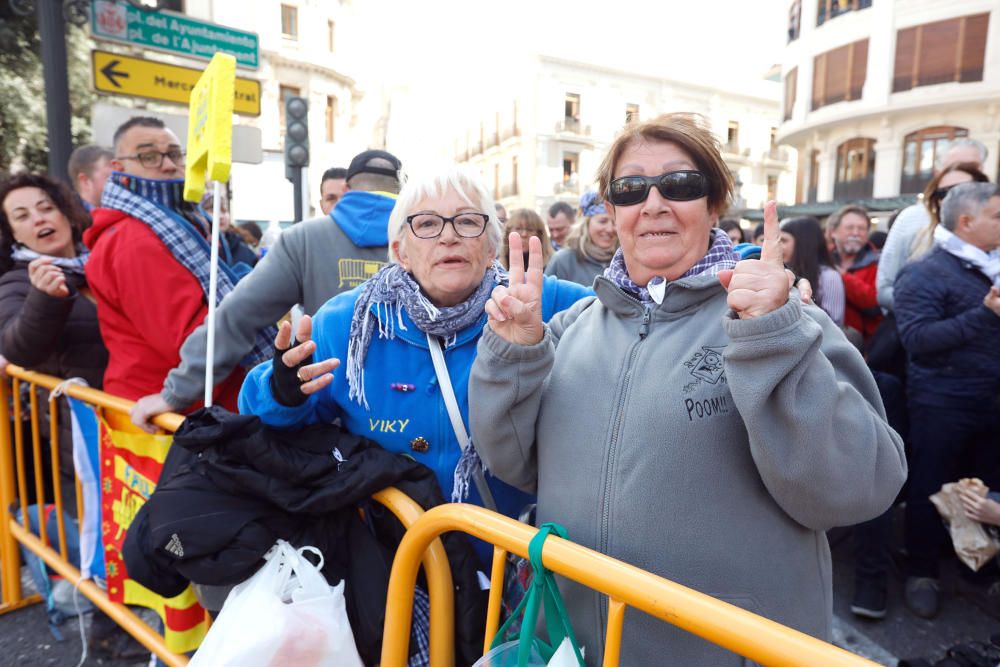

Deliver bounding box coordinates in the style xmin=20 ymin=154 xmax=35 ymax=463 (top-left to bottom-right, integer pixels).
xmin=238 ymin=164 xmax=591 ymax=539
xmin=469 ymin=113 xmax=905 ymax=666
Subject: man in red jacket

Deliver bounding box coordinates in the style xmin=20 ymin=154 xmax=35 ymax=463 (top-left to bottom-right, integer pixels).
xmin=84 ymin=116 xmax=268 ymax=410
xmin=828 ymin=204 xmax=882 ymax=341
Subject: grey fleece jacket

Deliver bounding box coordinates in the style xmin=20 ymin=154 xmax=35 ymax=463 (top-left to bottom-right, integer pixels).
xmin=469 ymin=274 xmax=906 ymax=666
xmin=161 ymin=215 xmax=387 ymax=408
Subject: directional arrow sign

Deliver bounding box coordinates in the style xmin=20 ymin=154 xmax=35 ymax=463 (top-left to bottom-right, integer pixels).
xmin=100 ymin=59 xmax=129 ymax=88
xmin=91 ymin=49 xmax=260 ymax=116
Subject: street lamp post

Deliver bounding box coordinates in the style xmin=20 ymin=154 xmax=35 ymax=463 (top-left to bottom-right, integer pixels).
xmin=35 ymin=0 xmax=72 ymax=183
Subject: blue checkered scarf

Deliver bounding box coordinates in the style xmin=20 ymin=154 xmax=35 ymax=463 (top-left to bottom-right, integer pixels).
xmin=101 ymin=173 xmax=276 ymax=367
xmin=603 ymin=227 xmax=739 ymax=303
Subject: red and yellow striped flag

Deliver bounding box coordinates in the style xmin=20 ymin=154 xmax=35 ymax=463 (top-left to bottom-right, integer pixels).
xmin=100 ymin=410 xmax=210 ymax=653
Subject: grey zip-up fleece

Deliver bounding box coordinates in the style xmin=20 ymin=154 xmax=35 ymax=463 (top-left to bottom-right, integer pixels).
xmin=469 ymin=274 xmax=906 ymax=666
xmin=161 ymin=213 xmax=388 ymax=409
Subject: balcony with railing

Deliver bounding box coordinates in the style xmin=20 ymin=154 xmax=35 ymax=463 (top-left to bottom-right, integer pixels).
xmin=553 ymin=180 xmax=581 ymax=195
xmin=766 ymin=147 xmax=789 ymax=162
xmin=501 ymin=126 xmax=521 ymax=142
xmin=556 ymin=118 xmax=591 ymax=135
xmin=833 ymin=176 xmax=874 ymax=201
xmin=499 ymin=182 xmax=519 ymax=198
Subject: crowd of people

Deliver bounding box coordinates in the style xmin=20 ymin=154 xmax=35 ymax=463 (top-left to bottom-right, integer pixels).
xmin=0 ymin=111 xmax=997 ymax=666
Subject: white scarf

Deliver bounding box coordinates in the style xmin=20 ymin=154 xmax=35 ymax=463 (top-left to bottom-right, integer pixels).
xmin=934 ymin=226 xmax=1000 ymax=285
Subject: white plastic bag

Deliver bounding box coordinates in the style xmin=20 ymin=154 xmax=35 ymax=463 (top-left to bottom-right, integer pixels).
xmin=190 ymin=540 xmax=363 ymax=667
xmin=473 ymin=638 xmax=581 ymax=667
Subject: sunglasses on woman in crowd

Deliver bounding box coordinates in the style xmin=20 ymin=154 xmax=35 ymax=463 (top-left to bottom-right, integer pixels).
xmin=608 ymin=170 xmax=709 ymax=206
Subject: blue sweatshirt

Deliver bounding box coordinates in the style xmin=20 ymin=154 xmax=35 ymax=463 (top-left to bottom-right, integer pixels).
xmin=239 ymin=275 xmax=593 ymax=531
xmin=331 ymin=190 xmax=395 ymax=247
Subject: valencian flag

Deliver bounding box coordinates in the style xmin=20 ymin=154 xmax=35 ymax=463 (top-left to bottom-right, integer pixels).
xmin=99 ymin=410 xmax=210 ymax=653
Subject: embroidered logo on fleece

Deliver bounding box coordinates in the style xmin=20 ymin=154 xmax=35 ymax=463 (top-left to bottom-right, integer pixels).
xmin=164 ymin=533 xmax=184 ymax=558
xmin=682 ymin=345 xmax=727 ymax=394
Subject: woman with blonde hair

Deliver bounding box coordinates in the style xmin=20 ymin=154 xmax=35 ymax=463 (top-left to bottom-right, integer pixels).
xmin=877 ymin=162 xmax=989 ymax=310
xmin=499 ymin=208 xmax=553 ymax=269
xmin=545 ymin=191 xmax=618 ymax=286
xmin=908 ymin=162 xmax=989 ymax=259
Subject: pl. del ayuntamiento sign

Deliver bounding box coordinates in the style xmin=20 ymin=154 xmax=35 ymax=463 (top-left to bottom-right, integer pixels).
xmin=90 ymin=0 xmax=259 ymax=70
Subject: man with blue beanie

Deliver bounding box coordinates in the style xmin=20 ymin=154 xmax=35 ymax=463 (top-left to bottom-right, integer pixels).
xmin=130 ymin=149 xmax=402 ymax=431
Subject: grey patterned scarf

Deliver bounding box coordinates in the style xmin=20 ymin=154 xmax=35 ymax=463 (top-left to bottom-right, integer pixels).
xmin=11 ymin=244 xmax=89 ymax=275
xmin=346 ymin=261 xmax=508 ymax=409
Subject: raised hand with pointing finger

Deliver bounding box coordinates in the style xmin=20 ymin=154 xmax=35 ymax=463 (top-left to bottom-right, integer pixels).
xmin=269 ymin=314 xmax=340 ymax=407
xmin=717 ymin=200 xmax=795 ymax=319
xmin=486 ymin=232 xmax=546 ymax=345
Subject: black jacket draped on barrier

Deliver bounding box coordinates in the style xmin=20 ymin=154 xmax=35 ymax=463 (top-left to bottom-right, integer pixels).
xmin=123 ymin=407 xmax=487 ymax=666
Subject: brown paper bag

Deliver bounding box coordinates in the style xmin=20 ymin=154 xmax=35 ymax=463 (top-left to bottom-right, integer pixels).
xmin=929 ymin=479 xmax=1000 ymax=572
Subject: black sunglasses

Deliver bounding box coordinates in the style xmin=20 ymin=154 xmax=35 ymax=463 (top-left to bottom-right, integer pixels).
xmin=608 ymin=170 xmax=709 ymax=206
xmin=931 ymin=185 xmax=957 ymax=201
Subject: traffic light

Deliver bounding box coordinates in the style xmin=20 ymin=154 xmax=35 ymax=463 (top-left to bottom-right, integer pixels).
xmin=284 ymin=96 xmax=309 ymax=169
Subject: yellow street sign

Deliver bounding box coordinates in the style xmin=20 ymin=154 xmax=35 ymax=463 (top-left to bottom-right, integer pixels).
xmin=91 ymin=49 xmax=260 ymax=116
xmin=184 ymin=53 xmax=235 ymax=202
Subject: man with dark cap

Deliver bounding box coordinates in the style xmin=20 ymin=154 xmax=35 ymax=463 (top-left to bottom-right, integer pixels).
xmin=130 ymin=149 xmax=403 ymax=431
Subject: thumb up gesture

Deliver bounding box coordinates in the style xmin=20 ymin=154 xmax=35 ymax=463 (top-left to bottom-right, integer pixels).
xmin=717 ymin=201 xmax=795 ymax=319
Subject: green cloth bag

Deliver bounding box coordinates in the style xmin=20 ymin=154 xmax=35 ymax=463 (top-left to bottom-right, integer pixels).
xmin=490 ymin=523 xmax=585 ymax=667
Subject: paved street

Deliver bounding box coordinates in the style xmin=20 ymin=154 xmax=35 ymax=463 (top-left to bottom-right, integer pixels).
xmin=830 ymin=513 xmax=1000 ymax=666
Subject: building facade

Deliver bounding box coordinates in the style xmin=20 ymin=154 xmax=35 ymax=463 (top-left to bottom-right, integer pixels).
xmin=452 ymin=56 xmax=794 ymax=218
xmin=90 ymin=0 xmax=365 ymax=222
xmin=778 ymin=0 xmax=1000 ymax=209
xmin=206 ymin=0 xmax=365 ymax=221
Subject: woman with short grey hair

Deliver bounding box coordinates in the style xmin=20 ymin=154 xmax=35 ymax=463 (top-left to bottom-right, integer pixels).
xmin=239 ymin=163 xmax=591 ymax=532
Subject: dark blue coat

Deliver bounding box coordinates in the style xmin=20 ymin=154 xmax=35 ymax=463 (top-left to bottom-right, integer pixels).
xmin=895 ymin=246 xmax=1000 ymax=407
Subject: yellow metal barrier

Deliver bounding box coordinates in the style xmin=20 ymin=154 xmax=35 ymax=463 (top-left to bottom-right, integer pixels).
xmin=0 ymin=366 xmax=455 ymax=666
xmin=381 ymin=504 xmax=880 ymax=667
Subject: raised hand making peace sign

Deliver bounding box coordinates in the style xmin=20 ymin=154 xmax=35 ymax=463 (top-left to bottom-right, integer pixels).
xmin=486 ymin=232 xmax=545 ymax=345
xmin=717 ymin=201 xmax=796 ymax=319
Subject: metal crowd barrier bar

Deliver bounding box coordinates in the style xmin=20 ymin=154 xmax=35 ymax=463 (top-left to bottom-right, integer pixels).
xmin=381 ymin=504 xmax=880 ymax=667
xmin=0 ymin=366 xmax=456 ymax=667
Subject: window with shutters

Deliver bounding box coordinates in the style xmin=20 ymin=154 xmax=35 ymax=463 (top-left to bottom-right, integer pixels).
xmin=834 ymin=138 xmax=876 ymax=200
xmin=892 ymin=13 xmax=990 ymax=93
xmin=784 ymin=68 xmax=797 ymax=121
xmin=811 ymin=39 xmax=867 ymax=110
xmin=325 ymin=96 xmax=337 ymax=143
xmin=899 ymin=126 xmax=968 ymax=194
xmin=281 ymin=5 xmax=298 ymax=40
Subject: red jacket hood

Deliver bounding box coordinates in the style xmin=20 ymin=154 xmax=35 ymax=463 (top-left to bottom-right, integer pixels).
xmin=84 ymin=207 xmax=129 ymax=250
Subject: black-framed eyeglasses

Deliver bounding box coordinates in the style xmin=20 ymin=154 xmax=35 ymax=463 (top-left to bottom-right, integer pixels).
xmin=608 ymin=170 xmax=709 ymax=206
xmin=405 ymin=212 xmax=490 ymax=239
xmin=116 ymin=149 xmax=185 ymax=169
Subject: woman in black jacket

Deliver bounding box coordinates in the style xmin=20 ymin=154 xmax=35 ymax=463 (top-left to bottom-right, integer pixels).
xmin=0 ymin=173 xmax=109 ymax=514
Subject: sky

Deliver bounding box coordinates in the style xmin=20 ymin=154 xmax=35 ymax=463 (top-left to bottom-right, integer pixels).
xmin=354 ymin=0 xmax=788 ymax=87
xmin=347 ymin=0 xmax=790 ymax=168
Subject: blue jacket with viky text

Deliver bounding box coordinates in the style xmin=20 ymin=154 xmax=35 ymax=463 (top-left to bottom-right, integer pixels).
xmin=239 ymin=275 xmax=593 ymax=525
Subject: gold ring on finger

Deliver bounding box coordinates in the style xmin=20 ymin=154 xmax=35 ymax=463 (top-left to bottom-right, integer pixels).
xmin=297 ymin=368 xmax=308 ymax=383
